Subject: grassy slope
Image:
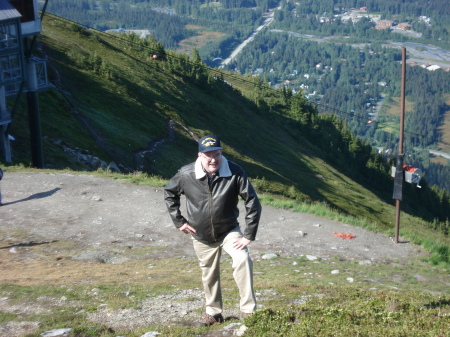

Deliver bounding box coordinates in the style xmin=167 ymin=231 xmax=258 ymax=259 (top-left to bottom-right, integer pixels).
xmin=7 ymin=15 xmax=449 ymax=250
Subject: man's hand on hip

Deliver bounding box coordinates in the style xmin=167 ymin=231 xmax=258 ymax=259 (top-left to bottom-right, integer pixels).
xmin=180 ymin=223 xmax=196 ymax=234
xmin=233 ymin=237 xmax=251 ymax=250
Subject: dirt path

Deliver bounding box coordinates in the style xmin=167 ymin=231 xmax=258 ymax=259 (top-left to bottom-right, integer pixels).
xmin=0 ymin=172 xmax=424 ymax=263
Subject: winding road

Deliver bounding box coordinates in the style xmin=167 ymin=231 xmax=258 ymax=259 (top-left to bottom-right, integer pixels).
xmin=221 ymin=10 xmax=276 ymax=66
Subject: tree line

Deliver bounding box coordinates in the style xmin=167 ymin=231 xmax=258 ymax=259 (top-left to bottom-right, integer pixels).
xmin=44 ymin=0 xmax=193 ymax=48
xmin=42 ymin=0 xmax=277 ymax=50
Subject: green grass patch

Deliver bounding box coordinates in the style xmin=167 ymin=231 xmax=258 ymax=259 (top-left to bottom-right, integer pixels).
xmin=376 ymin=96 xmax=415 ymax=135
xmin=243 ymin=288 xmax=450 ymax=337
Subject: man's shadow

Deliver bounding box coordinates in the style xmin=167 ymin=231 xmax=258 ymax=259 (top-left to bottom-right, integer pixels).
xmin=0 ymin=240 xmax=58 ymax=250
xmin=1 ymin=187 xmax=61 ymax=206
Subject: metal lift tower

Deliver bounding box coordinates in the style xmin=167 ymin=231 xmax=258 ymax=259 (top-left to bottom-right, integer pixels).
xmin=0 ymin=0 xmax=47 ymax=167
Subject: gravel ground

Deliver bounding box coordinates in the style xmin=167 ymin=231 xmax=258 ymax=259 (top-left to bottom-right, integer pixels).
xmin=0 ymin=172 xmax=428 ymax=337
xmin=0 ymin=172 xmax=424 ymax=262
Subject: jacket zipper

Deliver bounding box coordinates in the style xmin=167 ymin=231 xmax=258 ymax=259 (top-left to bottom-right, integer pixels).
xmin=208 ymin=177 xmax=216 ymax=241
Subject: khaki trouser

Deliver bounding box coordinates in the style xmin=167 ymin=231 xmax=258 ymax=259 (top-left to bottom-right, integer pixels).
xmin=192 ymin=228 xmax=256 ymax=316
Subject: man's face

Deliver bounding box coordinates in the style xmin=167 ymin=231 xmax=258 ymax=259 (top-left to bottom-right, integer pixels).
xmin=198 ymin=150 xmax=222 ymax=176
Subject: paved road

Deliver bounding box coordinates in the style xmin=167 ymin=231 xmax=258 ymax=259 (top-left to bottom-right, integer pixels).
xmin=268 ymin=30 xmax=450 ymax=69
xmin=370 ymin=93 xmax=386 ymax=122
xmin=221 ymin=11 xmax=275 ymax=66
xmin=429 ymin=150 xmax=450 ymax=160
xmin=390 ymin=41 xmax=450 ymax=64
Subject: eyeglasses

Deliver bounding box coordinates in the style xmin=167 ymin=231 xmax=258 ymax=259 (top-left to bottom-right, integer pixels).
xmin=201 ymin=151 xmax=222 ymax=161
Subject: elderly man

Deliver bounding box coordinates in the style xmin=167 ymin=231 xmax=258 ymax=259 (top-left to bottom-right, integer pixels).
xmin=164 ymin=135 xmax=262 ymax=326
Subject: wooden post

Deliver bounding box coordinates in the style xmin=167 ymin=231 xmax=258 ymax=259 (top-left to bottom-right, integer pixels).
xmin=394 ymin=47 xmax=407 ymax=243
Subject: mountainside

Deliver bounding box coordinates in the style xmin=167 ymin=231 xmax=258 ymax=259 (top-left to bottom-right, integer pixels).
xmin=7 ymin=14 xmax=450 ymax=248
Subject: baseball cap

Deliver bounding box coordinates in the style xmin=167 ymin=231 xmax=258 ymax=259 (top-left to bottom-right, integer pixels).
xmin=198 ymin=135 xmax=223 ymax=153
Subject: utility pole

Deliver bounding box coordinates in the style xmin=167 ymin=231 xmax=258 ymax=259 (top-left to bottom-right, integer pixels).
xmin=393 ymin=47 xmax=407 ymax=243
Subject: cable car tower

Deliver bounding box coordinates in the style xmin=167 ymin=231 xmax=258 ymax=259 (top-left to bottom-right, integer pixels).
xmin=0 ymin=0 xmax=48 ymax=166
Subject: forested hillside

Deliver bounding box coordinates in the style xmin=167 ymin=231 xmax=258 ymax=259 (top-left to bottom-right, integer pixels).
xmin=42 ymin=0 xmax=275 ymax=50
xmin=224 ymin=1 xmax=450 ymax=195
xmin=232 ymin=31 xmax=450 ymax=148
xmin=229 ymin=30 xmax=450 ymax=189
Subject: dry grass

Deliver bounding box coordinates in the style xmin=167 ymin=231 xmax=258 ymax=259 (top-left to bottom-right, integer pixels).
xmin=383 ymin=95 xmax=450 ymax=154
xmin=436 ymin=94 xmax=450 ymax=153
xmin=0 ymin=245 xmax=200 ymax=288
xmin=177 ymin=25 xmax=225 ymax=55
xmin=377 ymin=97 xmax=415 ymax=134
xmin=430 ymin=154 xmax=449 ymax=165
xmin=384 ymin=97 xmax=414 ymax=116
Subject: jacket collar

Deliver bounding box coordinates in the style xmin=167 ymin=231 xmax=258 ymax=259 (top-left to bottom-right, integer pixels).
xmin=195 ymin=155 xmax=231 ymax=179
